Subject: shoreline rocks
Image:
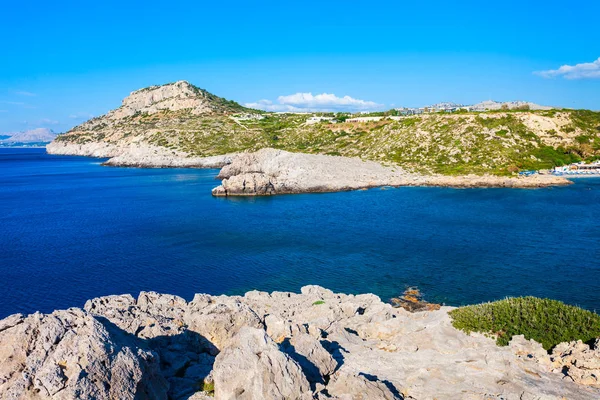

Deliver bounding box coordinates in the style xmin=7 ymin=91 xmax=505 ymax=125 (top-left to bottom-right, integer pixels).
xmin=46 ymin=142 xmax=232 ymax=169
xmin=46 ymin=144 xmax=572 ymax=194
xmin=1 ymin=286 xmax=598 ymax=399
xmin=211 ymin=148 xmax=572 ymax=196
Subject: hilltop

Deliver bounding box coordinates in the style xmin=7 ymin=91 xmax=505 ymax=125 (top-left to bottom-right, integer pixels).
xmin=470 ymin=100 xmax=552 ymax=111
xmin=47 ymin=82 xmax=600 ymax=176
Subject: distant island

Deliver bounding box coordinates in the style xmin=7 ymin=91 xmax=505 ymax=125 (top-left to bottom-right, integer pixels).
xmin=46 ymin=81 xmax=600 ymax=195
xmin=1 ymin=128 xmax=57 ymax=147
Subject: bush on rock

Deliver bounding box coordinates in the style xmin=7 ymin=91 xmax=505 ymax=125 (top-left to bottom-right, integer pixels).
xmin=449 ymin=297 xmax=600 ymax=351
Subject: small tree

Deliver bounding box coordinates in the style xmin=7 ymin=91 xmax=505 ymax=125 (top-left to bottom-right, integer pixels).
xmin=335 ymin=113 xmax=348 ymax=123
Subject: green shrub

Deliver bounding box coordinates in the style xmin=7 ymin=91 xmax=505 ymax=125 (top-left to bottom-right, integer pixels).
xmin=198 ymin=380 xmax=214 ymax=396
xmin=449 ymin=297 xmax=600 ymax=351
xmin=529 ymin=145 xmax=580 ymax=168
xmin=312 ymin=300 xmax=325 ymax=306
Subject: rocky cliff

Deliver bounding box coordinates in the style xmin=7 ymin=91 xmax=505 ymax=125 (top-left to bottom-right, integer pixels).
xmin=46 ymin=81 xmax=252 ymax=161
xmin=1 ymin=286 xmax=598 ymax=399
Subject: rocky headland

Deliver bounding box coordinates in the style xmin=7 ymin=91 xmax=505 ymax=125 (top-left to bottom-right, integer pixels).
xmin=1 ymin=286 xmax=598 ymax=399
xmin=47 ymin=141 xmax=572 ymax=194
xmin=47 ymin=80 xmax=600 ymax=185
xmin=211 ymin=148 xmax=572 ymax=196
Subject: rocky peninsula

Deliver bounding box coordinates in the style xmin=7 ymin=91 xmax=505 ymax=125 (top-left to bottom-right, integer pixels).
xmin=46 ymin=141 xmax=572 ymax=194
xmin=1 ymin=286 xmax=598 ymax=399
xmin=211 ymin=148 xmax=571 ymax=196
xmin=46 ymin=80 xmax=600 ymax=194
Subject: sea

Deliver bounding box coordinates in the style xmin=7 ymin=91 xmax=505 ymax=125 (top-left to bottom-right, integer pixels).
xmin=1 ymin=148 xmax=599 ymax=318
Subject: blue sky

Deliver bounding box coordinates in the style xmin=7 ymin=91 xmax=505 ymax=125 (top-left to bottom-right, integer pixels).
xmin=1 ymin=0 xmax=599 ymax=133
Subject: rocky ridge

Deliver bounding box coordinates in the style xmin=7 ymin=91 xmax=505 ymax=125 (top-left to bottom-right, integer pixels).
xmin=46 ymin=80 xmax=250 ymax=160
xmin=471 ymin=100 xmax=553 ymax=111
xmin=212 ymin=148 xmax=572 ymax=196
xmin=1 ymin=286 xmax=598 ymax=399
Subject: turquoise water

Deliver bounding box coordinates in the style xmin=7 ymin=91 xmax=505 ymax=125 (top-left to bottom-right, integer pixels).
xmin=1 ymin=148 xmax=599 ymax=318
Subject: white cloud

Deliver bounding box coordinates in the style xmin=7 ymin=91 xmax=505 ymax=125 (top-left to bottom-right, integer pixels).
xmin=245 ymin=92 xmax=383 ymax=112
xmin=39 ymin=118 xmax=60 ymax=125
xmin=535 ymin=57 xmax=600 ymax=79
xmin=244 ymin=99 xmax=301 ymax=112
xmin=15 ymin=90 xmax=36 ymax=97
xmin=69 ymin=112 xmax=94 ymax=120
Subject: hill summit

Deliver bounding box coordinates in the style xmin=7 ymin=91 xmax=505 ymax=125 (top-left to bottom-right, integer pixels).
xmin=106 ymin=80 xmax=249 ymax=120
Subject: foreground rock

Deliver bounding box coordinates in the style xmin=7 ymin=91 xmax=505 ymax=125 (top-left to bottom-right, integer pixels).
xmin=1 ymin=286 xmax=598 ymax=399
xmin=212 ymin=148 xmax=572 ymax=196
xmin=0 ymin=309 xmax=167 ymax=399
xmin=213 ymin=327 xmax=311 ymax=400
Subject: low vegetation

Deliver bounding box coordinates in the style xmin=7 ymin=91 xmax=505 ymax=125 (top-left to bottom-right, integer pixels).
xmin=198 ymin=380 xmax=214 ymax=396
xmin=55 ymin=96 xmax=600 ymax=176
xmin=449 ymin=297 xmax=600 ymax=351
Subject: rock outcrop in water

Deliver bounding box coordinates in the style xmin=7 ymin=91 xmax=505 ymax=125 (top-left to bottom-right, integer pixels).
xmin=211 ymin=148 xmax=572 ymax=196
xmin=1 ymin=286 xmax=598 ymax=399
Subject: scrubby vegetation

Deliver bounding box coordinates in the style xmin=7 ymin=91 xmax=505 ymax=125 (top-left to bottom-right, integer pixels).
xmin=56 ymin=98 xmax=600 ymax=176
xmin=449 ymin=297 xmax=600 ymax=351
xmin=197 ymin=380 xmax=214 ymax=396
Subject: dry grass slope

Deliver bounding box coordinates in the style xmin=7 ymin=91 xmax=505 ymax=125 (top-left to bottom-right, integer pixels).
xmin=55 ymin=100 xmax=600 ymax=175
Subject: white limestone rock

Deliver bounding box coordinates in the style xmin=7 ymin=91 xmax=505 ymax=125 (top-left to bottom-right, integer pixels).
xmin=550 ymin=339 xmax=600 ymax=386
xmin=325 ymin=370 xmax=402 ymax=400
xmin=212 ymin=148 xmax=572 ymax=196
xmin=212 ymin=327 xmax=311 ymax=400
xmin=184 ymin=294 xmax=264 ymax=351
xmin=0 ymin=309 xmax=167 ymax=399
xmin=1 ymin=286 xmax=599 ymax=399
xmin=279 ymin=331 xmax=338 ymax=385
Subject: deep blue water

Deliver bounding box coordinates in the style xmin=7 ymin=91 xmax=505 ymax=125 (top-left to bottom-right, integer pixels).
xmin=1 ymin=148 xmax=599 ymax=318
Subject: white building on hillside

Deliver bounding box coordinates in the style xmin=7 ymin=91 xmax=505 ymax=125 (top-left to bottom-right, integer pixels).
xmin=346 ymin=116 xmax=384 ymax=123
xmin=306 ymin=116 xmax=335 ymax=124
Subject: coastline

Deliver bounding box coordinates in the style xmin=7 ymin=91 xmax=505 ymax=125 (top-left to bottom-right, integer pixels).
xmin=212 ymin=148 xmax=572 ymax=196
xmin=46 ymin=143 xmax=573 ymax=195
xmin=1 ymin=286 xmax=597 ymax=399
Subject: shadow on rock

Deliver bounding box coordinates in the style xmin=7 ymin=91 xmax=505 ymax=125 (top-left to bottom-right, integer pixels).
xmin=96 ymin=316 xmax=216 ymax=400
xmin=359 ymin=372 xmax=404 ymax=399
xmin=279 ymin=338 xmax=325 ymax=388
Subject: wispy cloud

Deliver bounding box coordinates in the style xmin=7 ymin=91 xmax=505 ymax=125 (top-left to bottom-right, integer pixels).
xmin=244 ymin=99 xmax=296 ymax=112
xmin=39 ymin=118 xmax=60 ymax=125
xmin=535 ymin=57 xmax=600 ymax=79
xmin=69 ymin=112 xmax=94 ymax=120
xmin=0 ymin=100 xmax=26 ymax=106
xmin=15 ymin=90 xmax=36 ymax=97
xmin=246 ymin=92 xmax=383 ymax=112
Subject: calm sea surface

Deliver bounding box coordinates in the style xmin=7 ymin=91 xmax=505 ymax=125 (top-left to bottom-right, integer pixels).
xmin=1 ymin=148 xmax=599 ymax=318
